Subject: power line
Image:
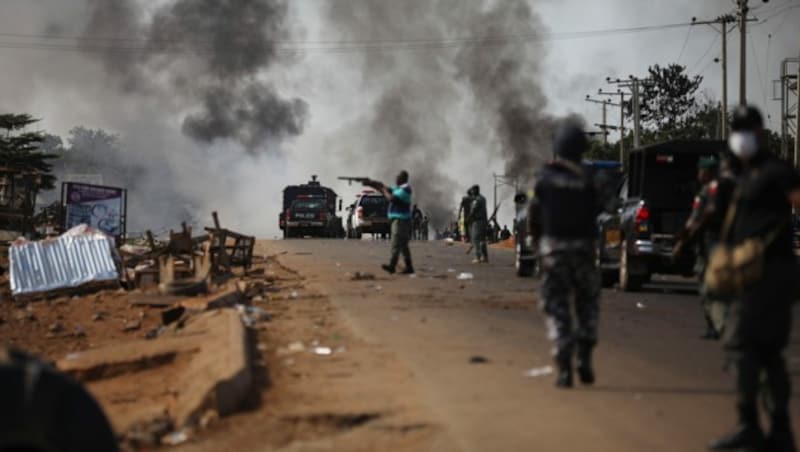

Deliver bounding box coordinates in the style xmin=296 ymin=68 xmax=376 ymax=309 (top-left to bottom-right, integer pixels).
xmin=676 ymin=25 xmax=693 ymax=63
xmin=688 ymin=34 xmax=720 ymax=74
xmin=0 ymin=21 xmax=698 ymax=56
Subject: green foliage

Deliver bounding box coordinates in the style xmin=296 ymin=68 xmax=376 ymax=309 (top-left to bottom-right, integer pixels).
xmin=0 ymin=113 xmax=58 ymax=190
xmin=633 ymin=63 xmax=703 ymax=131
xmin=587 ymin=139 xmax=619 ymax=161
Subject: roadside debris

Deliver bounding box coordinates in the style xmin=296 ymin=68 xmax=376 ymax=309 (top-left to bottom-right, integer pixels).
xmin=313 ymin=346 xmax=333 ymax=356
xmin=9 ymin=224 xmax=120 ymax=298
xmin=456 ymin=272 xmax=474 ymax=281
xmin=350 ymin=271 xmax=376 ymax=281
xmin=469 ymin=355 xmax=489 ymax=364
xmin=124 ymin=319 xmax=142 ymax=332
xmin=636 ymin=302 xmax=646 ymax=309
xmin=236 ymin=304 xmax=271 ymax=327
xmin=161 ymin=429 xmax=190 ymax=446
xmin=522 ymin=366 xmax=554 ymax=378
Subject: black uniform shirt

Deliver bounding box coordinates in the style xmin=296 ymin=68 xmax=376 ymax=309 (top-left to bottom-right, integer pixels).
xmin=730 ymin=153 xmax=800 ymax=259
xmin=534 ymin=161 xmax=599 ymax=240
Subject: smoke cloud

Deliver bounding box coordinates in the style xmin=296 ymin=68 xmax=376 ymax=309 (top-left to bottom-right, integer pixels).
xmin=82 ymin=0 xmax=307 ymax=150
xmin=322 ymin=0 xmax=577 ymax=227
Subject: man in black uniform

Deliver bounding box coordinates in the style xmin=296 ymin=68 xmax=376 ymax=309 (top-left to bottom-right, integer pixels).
xmin=710 ymin=106 xmax=800 ymax=452
xmin=529 ymin=122 xmax=602 ymax=388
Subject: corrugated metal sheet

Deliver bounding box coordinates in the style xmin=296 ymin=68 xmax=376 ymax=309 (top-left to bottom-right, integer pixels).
xmin=10 ymin=227 xmax=119 ymax=296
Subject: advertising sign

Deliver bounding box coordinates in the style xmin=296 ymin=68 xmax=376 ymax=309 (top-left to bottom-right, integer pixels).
xmin=62 ymin=182 xmax=127 ymax=242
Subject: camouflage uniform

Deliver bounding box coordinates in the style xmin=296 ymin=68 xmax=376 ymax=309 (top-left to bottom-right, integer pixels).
xmin=689 ymin=181 xmax=728 ymax=336
xmin=539 ymin=239 xmax=601 ymax=358
xmin=531 ymin=152 xmax=603 ymax=387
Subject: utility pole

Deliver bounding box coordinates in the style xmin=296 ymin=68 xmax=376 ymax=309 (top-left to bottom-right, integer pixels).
xmin=632 ymin=79 xmax=641 ymax=147
xmin=796 ymin=52 xmax=800 ymax=169
xmin=738 ymin=0 xmax=748 ymax=106
xmin=599 ymin=89 xmax=629 ymax=166
xmin=608 ymin=77 xmax=651 ymax=149
xmin=585 ymin=96 xmax=612 ymax=145
xmin=691 ymin=14 xmax=739 ymax=138
xmin=773 ymin=57 xmax=800 ymax=162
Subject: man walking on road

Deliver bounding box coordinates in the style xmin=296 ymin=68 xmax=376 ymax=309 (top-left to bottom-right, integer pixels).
xmin=709 ymin=106 xmax=800 ymax=452
xmin=530 ymin=122 xmax=602 ymax=388
xmin=381 ymin=170 xmax=415 ymax=275
xmin=466 ymin=185 xmax=489 ymax=263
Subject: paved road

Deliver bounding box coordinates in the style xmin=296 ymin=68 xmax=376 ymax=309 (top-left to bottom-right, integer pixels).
xmin=267 ymin=238 xmax=800 ymax=452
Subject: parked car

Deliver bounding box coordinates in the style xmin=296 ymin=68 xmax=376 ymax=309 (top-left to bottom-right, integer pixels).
xmin=346 ymin=191 xmax=390 ymax=239
xmin=601 ymin=140 xmax=726 ymax=291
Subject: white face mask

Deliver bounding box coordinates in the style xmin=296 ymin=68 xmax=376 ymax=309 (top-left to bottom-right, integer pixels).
xmin=728 ymin=131 xmax=759 ymax=159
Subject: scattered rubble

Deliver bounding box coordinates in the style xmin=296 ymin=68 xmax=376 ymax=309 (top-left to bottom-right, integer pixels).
xmin=469 ymin=355 xmax=489 ymax=364
xmin=350 ymin=271 xmax=376 ymax=281
xmin=522 ymin=366 xmax=554 ymax=378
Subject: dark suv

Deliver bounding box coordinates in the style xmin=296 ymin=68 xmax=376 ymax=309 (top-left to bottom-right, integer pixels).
xmin=602 ymin=140 xmax=726 ymax=291
xmin=285 ymin=196 xmax=341 ymax=238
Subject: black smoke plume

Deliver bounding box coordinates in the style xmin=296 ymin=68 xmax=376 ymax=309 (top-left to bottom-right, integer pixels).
xmin=82 ymin=0 xmax=307 ymax=151
xmin=325 ymin=0 xmax=581 ymax=226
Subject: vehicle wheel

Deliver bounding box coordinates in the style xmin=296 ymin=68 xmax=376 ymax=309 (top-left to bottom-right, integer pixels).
xmin=619 ymin=239 xmax=643 ymax=292
xmin=596 ymin=244 xmax=618 ymax=288
xmin=516 ymin=242 xmax=534 ymax=277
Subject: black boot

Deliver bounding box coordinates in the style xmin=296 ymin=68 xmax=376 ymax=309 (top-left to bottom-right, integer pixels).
xmin=555 ymin=351 xmax=573 ymax=389
xmin=381 ymin=264 xmax=396 ymax=274
xmin=577 ymin=342 xmax=595 ymax=385
xmin=767 ymin=415 xmax=797 ymax=452
xmin=702 ymin=316 xmax=720 ymax=340
xmin=710 ymin=408 xmax=765 ymax=451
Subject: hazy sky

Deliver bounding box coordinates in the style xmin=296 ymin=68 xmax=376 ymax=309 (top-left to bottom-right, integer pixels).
xmin=0 ymin=0 xmax=797 ymax=234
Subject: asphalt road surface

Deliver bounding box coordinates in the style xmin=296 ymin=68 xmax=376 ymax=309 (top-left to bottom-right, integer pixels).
xmin=267 ymin=238 xmax=800 ymax=452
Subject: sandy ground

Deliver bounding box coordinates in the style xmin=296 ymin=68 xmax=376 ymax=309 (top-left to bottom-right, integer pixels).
xmin=264 ymin=238 xmax=800 ymax=452
xmin=4 ymin=238 xmax=800 ymax=451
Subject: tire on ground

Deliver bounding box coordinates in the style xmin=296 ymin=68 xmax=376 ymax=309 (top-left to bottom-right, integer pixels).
xmin=619 ymin=239 xmax=644 ymax=292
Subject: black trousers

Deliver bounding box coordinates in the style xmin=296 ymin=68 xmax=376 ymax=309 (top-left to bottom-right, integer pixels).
xmin=723 ymin=258 xmax=796 ymax=425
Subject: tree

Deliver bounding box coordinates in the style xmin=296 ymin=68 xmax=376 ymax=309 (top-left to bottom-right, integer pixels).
xmin=629 ymin=63 xmax=703 ymax=134
xmin=0 ymin=114 xmax=58 ymax=189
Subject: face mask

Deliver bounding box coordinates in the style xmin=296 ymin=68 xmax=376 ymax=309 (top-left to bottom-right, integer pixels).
xmin=728 ymin=131 xmax=759 ymax=159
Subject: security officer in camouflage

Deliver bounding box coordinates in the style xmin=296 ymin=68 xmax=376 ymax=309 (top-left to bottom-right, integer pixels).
xmin=529 ymin=122 xmax=602 ymax=388
xmin=467 ymin=185 xmax=489 ymax=263
xmin=674 ymin=156 xmax=734 ymax=340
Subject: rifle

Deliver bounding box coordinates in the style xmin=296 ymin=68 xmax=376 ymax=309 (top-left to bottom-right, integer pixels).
xmin=338 ymin=177 xmax=385 ymax=190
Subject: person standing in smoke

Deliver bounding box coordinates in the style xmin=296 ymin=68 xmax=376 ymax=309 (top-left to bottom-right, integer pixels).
xmin=381 ymin=171 xmax=415 ymax=275
xmin=709 ymin=106 xmax=800 ymax=452
xmin=412 ymin=204 xmax=423 ymax=240
xmin=529 ymin=122 xmax=603 ymax=388
xmin=466 ymin=185 xmax=490 ymax=263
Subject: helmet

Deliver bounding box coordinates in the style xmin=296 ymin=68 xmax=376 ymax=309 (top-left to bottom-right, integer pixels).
xmin=730 ymin=105 xmax=763 ymax=131
xmin=554 ymin=122 xmax=588 ymax=162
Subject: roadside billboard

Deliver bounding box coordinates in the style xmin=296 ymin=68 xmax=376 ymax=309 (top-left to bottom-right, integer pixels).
xmin=61 ymin=182 xmax=127 ymax=242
